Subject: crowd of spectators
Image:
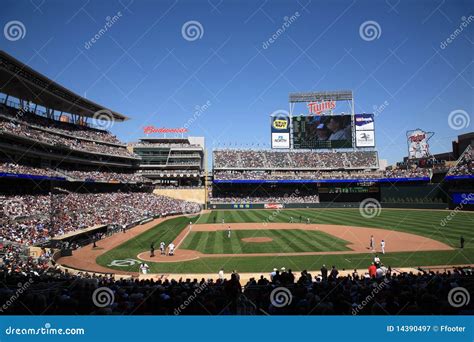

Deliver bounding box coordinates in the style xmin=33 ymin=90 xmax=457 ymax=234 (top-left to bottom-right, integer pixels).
xmin=0 ymin=104 xmax=123 ymax=145
xmin=0 ymin=242 xmax=52 ymax=276
xmin=0 ymin=162 xmax=148 ymax=183
xmin=447 ymin=146 xmax=473 ymax=177
xmin=0 ymin=118 xmax=135 ymax=158
xmin=214 ymin=150 xmax=378 ymax=169
xmin=213 ymin=168 xmax=431 ymax=181
xmin=0 ymin=264 xmax=471 ymax=315
xmin=0 ymin=192 xmax=201 ymax=245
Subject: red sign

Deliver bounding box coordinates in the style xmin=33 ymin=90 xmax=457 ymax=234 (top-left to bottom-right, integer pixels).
xmin=307 ymin=100 xmax=336 ymax=115
xmin=408 ymin=134 xmax=426 ymax=143
xmin=143 ymin=126 xmax=188 ymax=134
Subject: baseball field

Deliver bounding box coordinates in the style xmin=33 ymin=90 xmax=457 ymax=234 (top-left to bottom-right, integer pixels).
xmin=83 ymin=208 xmax=474 ymax=274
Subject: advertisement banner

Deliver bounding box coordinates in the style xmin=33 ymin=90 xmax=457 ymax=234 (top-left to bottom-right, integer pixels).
xmin=271 ymin=115 xmax=290 ymax=149
xmin=264 ymin=203 xmax=284 ymax=209
xmin=355 ymin=114 xmax=375 ymax=130
xmin=356 ymin=130 xmax=375 ymax=147
xmin=271 ymin=132 xmax=290 ymax=149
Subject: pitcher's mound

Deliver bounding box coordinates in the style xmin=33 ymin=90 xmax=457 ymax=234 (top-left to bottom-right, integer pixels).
xmin=241 ymin=237 xmax=273 ymax=243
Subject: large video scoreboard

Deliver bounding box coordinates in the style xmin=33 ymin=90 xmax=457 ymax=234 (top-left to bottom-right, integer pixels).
xmin=290 ymin=113 xmax=375 ymax=150
xmin=292 ymin=114 xmax=353 ymax=149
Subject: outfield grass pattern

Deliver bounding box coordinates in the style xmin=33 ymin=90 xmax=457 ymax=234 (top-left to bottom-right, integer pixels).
xmin=180 ymin=229 xmax=351 ymax=254
xmin=96 ymin=208 xmax=474 ymax=273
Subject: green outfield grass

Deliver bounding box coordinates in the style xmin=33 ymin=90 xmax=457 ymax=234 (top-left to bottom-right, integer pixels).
xmin=180 ymin=229 xmax=351 ymax=254
xmin=96 ymin=208 xmax=474 ymax=273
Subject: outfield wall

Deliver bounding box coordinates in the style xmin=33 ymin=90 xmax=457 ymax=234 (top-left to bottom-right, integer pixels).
xmin=207 ymin=202 xmax=447 ymax=210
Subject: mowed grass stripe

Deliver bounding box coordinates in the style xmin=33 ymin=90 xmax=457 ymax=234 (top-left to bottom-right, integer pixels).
xmin=182 ymin=231 xmax=201 ymax=250
xmin=204 ymin=231 xmax=216 ymax=253
xmin=213 ymin=230 xmax=225 ymax=254
xmin=300 ymin=229 xmax=351 ymax=251
xmin=269 ymin=229 xmax=306 ymax=253
xmin=282 ymin=229 xmax=328 ymax=252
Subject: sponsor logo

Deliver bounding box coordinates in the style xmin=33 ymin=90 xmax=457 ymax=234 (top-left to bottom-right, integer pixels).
xmin=264 ymin=203 xmax=284 ymax=209
xmin=143 ymin=126 xmax=188 ymax=134
xmin=274 ymin=135 xmax=287 ymax=142
xmin=272 ymin=119 xmax=288 ymax=130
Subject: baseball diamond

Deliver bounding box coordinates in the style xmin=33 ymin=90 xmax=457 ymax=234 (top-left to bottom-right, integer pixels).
xmin=53 ymin=208 xmax=474 ymax=274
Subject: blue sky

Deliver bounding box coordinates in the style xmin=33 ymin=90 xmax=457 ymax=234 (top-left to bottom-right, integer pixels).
xmin=1 ymin=0 xmax=473 ymax=165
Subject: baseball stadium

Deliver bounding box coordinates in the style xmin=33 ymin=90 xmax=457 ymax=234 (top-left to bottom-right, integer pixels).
xmin=0 ymin=0 xmax=473 ymax=319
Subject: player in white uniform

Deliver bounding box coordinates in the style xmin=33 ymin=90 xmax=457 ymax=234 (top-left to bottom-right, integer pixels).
xmin=139 ymin=262 xmax=149 ymax=274
xmin=168 ymin=242 xmax=175 ymax=256
xmin=227 ymin=225 xmax=231 ymax=238
xmin=370 ymin=235 xmax=375 ymax=251
xmin=160 ymin=241 xmax=165 ymax=255
xmin=380 ymin=240 xmax=385 ymax=254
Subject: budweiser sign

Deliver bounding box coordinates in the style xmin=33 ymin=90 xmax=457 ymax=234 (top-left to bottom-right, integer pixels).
xmin=307 ymin=100 xmax=336 ymax=115
xmin=143 ymin=126 xmax=188 ymax=134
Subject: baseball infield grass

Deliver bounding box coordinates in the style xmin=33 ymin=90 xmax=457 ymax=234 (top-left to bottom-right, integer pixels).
xmin=180 ymin=229 xmax=351 ymax=254
xmin=96 ymin=208 xmax=474 ymax=273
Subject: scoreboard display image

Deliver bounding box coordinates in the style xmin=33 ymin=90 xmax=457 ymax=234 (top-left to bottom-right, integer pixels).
xmin=292 ymin=115 xmax=353 ymax=149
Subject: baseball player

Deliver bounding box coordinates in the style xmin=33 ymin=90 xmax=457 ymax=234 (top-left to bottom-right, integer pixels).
xmin=189 ymin=221 xmax=193 ymax=231
xmin=160 ymin=241 xmax=165 ymax=255
xmin=227 ymin=225 xmax=231 ymax=238
xmin=289 ymin=216 xmax=294 ymax=223
xmin=168 ymin=242 xmax=175 ymax=256
xmin=380 ymin=240 xmax=385 ymax=254
xmin=139 ymin=262 xmax=149 ymax=274
xmin=150 ymin=243 xmax=155 ymax=257
xmin=370 ymin=235 xmax=375 ymax=251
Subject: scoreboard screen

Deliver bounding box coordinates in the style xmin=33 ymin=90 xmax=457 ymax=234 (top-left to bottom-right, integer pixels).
xmin=292 ymin=115 xmax=353 ymax=149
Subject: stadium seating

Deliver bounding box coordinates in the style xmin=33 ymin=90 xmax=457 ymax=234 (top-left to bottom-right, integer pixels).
xmin=213 ymin=150 xmax=379 ymax=169
xmin=0 ymin=192 xmax=201 ymax=245
xmin=0 ymin=115 xmax=135 ymax=158
xmin=447 ymin=145 xmax=473 ymax=177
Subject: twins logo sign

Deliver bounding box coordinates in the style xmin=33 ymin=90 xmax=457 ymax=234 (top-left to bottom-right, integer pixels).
xmin=407 ymin=129 xmax=434 ymax=159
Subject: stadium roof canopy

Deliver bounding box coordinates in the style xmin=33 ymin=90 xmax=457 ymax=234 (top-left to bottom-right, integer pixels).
xmin=289 ymin=90 xmax=353 ymax=103
xmin=0 ymin=50 xmax=129 ymax=121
